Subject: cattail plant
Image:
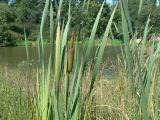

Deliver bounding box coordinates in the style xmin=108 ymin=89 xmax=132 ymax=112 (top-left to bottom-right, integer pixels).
xmin=34 ymin=0 xmax=117 ymax=119
xmin=2 ymin=0 xmax=160 ymax=119
xmin=67 ymin=32 xmax=75 ymax=73
xmin=120 ymin=0 xmax=160 ymax=119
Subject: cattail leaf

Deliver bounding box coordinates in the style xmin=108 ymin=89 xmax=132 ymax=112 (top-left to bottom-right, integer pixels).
xmin=57 ymin=0 xmax=64 ymax=20
xmin=85 ymin=3 xmax=104 ymax=62
xmin=138 ymin=0 xmax=143 ymax=16
xmin=71 ymin=101 xmax=79 ymax=120
xmin=50 ymin=4 xmax=54 ymax=60
xmin=121 ymin=0 xmax=133 ymax=37
xmin=89 ymin=5 xmax=117 ymax=94
xmin=66 ymin=55 xmax=79 ymax=119
xmin=53 ymin=90 xmax=59 ymax=120
xmin=55 ymin=22 xmax=61 ymax=83
xmin=71 ymin=63 xmax=83 ymax=117
xmin=139 ymin=16 xmax=150 ymax=65
xmin=40 ymin=0 xmax=50 ymax=83
xmin=67 ymin=70 xmax=78 ymax=119
xmin=68 ymin=1 xmax=71 ymax=19
xmin=59 ymin=93 xmax=64 ymax=120
xmin=121 ymin=2 xmax=133 ymax=82
xmin=61 ymin=17 xmax=71 ymax=54
xmin=40 ymin=0 xmax=50 ymax=57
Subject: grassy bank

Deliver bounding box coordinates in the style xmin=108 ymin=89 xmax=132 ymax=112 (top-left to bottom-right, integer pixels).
xmin=1 ymin=56 xmax=159 ymax=119
xmin=0 ymin=63 xmax=133 ymax=119
xmin=15 ymin=39 xmax=124 ymax=47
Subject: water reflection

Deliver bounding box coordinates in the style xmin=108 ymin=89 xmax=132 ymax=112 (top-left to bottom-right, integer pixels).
xmin=0 ymin=45 xmax=123 ymax=79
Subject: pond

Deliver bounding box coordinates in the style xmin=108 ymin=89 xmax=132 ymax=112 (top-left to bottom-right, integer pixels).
xmin=0 ymin=45 xmax=123 ymax=79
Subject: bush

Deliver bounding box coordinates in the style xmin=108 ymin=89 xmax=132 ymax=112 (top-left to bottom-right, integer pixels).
xmin=0 ymin=31 xmax=16 ymax=47
xmin=0 ymin=11 xmax=16 ymax=46
xmin=7 ymin=30 xmax=24 ymax=41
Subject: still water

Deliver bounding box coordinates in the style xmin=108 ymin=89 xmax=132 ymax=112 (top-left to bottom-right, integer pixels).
xmin=0 ymin=45 xmax=123 ymax=79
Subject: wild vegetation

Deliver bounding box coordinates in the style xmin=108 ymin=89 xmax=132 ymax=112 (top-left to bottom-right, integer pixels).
xmin=1 ymin=0 xmax=160 ymax=46
xmin=1 ymin=0 xmax=160 ymax=120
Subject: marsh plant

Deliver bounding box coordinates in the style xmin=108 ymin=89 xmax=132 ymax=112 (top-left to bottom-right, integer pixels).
xmin=1 ymin=0 xmax=160 ymax=119
xmin=33 ymin=0 xmax=117 ymax=119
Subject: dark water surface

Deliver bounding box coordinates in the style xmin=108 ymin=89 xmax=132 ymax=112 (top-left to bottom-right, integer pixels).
xmin=0 ymin=45 xmax=123 ymax=79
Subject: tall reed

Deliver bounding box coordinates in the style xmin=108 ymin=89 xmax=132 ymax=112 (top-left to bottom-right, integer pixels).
xmin=1 ymin=0 xmax=160 ymax=119
xmin=34 ymin=0 xmax=117 ymax=120
xmin=120 ymin=0 xmax=160 ymax=119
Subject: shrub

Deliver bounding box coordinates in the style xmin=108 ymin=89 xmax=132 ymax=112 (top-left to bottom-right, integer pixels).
xmin=0 ymin=14 xmax=16 ymax=46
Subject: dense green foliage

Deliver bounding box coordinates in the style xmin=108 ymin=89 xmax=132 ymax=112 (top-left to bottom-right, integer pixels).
xmin=0 ymin=2 xmax=16 ymax=46
xmin=112 ymin=0 xmax=160 ymax=39
xmin=0 ymin=0 xmax=160 ymax=46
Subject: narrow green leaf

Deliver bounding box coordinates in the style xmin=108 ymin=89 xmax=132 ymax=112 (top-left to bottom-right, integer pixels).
xmin=121 ymin=0 xmax=133 ymax=37
xmin=61 ymin=17 xmax=71 ymax=55
xmin=50 ymin=4 xmax=54 ymax=61
xmin=89 ymin=5 xmax=117 ymax=94
xmin=138 ymin=0 xmax=143 ymax=16
xmin=121 ymin=2 xmax=133 ymax=82
xmin=24 ymin=28 xmax=29 ymax=61
xmin=139 ymin=16 xmax=150 ymax=65
xmin=71 ymin=63 xmax=83 ymax=116
xmin=85 ymin=3 xmax=104 ymax=62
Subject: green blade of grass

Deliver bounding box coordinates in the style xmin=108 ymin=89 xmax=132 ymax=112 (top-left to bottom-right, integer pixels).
xmin=24 ymin=28 xmax=29 ymax=62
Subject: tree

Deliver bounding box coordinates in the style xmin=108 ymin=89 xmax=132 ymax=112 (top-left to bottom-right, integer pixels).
xmin=129 ymin=0 xmax=160 ymax=36
xmin=0 ymin=3 xmax=16 ymax=46
xmin=68 ymin=0 xmax=110 ymax=39
xmin=11 ymin=0 xmax=45 ymax=23
xmin=111 ymin=0 xmax=160 ymax=40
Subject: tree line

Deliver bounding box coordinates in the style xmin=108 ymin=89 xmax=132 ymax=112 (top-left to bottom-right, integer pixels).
xmin=0 ymin=0 xmax=160 ymax=46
